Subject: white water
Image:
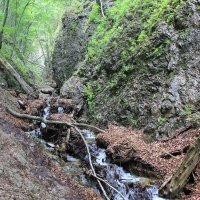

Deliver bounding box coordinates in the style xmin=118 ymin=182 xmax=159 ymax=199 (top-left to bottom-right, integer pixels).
xmin=85 ymin=132 xmax=167 ymax=200
xmin=58 ymin=107 xmax=64 ymax=114
xmin=37 ymin=105 xmax=167 ymax=200
xmin=41 ymin=107 xmax=50 ymax=128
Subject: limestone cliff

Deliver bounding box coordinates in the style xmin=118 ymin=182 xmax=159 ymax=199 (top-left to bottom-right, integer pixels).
xmin=51 ymin=1 xmax=95 ymax=87
xmin=52 ymin=0 xmax=200 ymax=140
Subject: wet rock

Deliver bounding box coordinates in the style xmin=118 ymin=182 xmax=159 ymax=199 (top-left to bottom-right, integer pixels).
xmin=37 ymin=85 xmax=54 ymax=94
xmin=0 ymin=77 xmax=8 ymax=88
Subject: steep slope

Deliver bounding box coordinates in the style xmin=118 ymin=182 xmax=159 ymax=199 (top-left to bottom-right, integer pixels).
xmin=52 ymin=0 xmax=200 ymax=141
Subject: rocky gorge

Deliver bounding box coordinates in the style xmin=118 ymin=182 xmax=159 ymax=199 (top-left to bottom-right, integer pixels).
xmin=1 ymin=0 xmax=200 ymax=199
xmin=52 ymin=0 xmax=200 ymax=141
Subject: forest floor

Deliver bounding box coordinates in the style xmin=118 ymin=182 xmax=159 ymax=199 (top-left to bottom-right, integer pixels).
xmin=97 ymin=125 xmax=200 ymax=200
xmin=1 ymin=87 xmax=200 ymax=199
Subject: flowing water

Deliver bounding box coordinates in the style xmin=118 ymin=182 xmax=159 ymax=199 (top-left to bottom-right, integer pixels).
xmin=28 ymin=104 xmax=167 ymax=200
xmin=87 ymin=133 xmax=166 ymax=200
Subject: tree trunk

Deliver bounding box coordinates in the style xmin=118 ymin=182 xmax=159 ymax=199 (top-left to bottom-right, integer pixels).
xmin=11 ymin=0 xmax=32 ymax=57
xmin=160 ymin=135 xmax=200 ymax=198
xmin=0 ymin=54 xmax=34 ymax=95
xmin=0 ymin=0 xmax=10 ymax=49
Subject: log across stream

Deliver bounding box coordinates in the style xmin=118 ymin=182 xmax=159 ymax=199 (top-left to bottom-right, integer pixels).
xmin=7 ymin=97 xmax=167 ymax=200
xmin=24 ymin=102 xmax=167 ymax=200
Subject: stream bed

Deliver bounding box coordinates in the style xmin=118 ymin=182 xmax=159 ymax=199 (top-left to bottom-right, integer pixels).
xmin=28 ymin=101 xmax=167 ymax=200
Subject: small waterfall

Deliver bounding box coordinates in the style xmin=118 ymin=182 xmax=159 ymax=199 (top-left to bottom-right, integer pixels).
xmin=58 ymin=107 xmax=64 ymax=114
xmin=89 ymin=142 xmax=167 ymax=200
xmin=29 ymin=101 xmax=167 ymax=200
xmin=41 ymin=106 xmax=50 ymax=128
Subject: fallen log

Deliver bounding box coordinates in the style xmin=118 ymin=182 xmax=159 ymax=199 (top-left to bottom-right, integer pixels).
xmin=6 ymin=106 xmax=106 ymax=133
xmin=6 ymin=106 xmax=113 ymax=200
xmin=159 ymin=134 xmax=200 ymax=198
xmin=0 ymin=54 xmax=34 ymax=95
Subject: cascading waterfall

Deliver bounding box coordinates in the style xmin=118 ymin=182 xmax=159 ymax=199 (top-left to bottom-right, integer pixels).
xmin=90 ymin=142 xmax=166 ymax=200
xmin=41 ymin=106 xmax=50 ymax=128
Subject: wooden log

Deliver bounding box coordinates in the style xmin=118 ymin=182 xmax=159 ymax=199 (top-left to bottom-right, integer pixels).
xmin=0 ymin=54 xmax=34 ymax=95
xmin=160 ymin=134 xmax=200 ymax=198
xmin=6 ymin=106 xmax=107 ymax=133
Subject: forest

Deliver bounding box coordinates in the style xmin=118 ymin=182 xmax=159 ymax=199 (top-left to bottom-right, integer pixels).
xmin=1 ymin=0 xmax=200 ymax=199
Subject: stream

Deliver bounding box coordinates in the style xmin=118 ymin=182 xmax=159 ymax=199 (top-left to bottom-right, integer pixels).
xmin=28 ymin=101 xmax=167 ymax=200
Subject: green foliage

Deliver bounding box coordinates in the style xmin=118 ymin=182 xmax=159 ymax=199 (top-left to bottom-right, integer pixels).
xmin=158 ymin=117 xmax=166 ymax=122
xmin=186 ymin=113 xmax=200 ymax=127
xmin=86 ymin=0 xmax=183 ymax=62
xmin=137 ymin=31 xmax=147 ymax=43
xmin=181 ymin=104 xmax=196 ymax=116
xmin=127 ymin=111 xmax=137 ymax=125
xmin=89 ymin=4 xmax=101 ymax=24
xmin=83 ymin=83 xmax=94 ymax=111
xmin=0 ymin=0 xmax=66 ymax=84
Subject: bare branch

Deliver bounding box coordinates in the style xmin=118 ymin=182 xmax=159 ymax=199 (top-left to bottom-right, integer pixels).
xmin=6 ymin=105 xmax=109 ymax=199
xmin=6 ymin=106 xmax=107 ymax=133
xmin=89 ymin=173 xmax=126 ymax=200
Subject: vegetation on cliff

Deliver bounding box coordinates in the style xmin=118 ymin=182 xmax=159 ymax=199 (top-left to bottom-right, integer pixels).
xmin=71 ymin=0 xmax=200 ymax=140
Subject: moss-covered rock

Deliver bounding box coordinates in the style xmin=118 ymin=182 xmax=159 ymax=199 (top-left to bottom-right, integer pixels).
xmin=52 ymin=0 xmax=200 ymax=140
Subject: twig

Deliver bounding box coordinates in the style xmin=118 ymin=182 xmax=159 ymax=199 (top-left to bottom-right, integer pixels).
xmin=89 ymin=173 xmax=126 ymax=200
xmin=159 ymin=175 xmax=173 ymax=191
xmin=74 ymin=126 xmax=109 ymax=200
xmin=159 ymin=147 xmax=179 ymax=160
xmin=6 ymin=106 xmax=107 ymax=133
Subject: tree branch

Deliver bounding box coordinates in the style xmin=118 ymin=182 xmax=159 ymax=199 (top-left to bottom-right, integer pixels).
xmin=88 ymin=172 xmax=126 ymax=200
xmin=6 ymin=105 xmax=110 ymax=199
xmin=99 ymin=0 xmax=105 ymax=18
xmin=6 ymin=106 xmax=107 ymax=133
xmin=74 ymin=126 xmax=109 ymax=200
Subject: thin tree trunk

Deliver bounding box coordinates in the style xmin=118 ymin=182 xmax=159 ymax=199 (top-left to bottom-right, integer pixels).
xmin=11 ymin=0 xmax=32 ymax=57
xmin=0 ymin=0 xmax=10 ymax=49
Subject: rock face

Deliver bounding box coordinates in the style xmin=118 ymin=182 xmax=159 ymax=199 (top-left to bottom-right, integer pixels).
xmin=52 ymin=0 xmax=200 ymax=140
xmin=51 ymin=1 xmax=96 ymax=88
xmin=60 ymin=76 xmax=84 ymax=100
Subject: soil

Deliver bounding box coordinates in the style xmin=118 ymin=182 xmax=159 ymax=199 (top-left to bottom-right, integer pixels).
xmin=0 ymin=88 xmax=102 ymax=200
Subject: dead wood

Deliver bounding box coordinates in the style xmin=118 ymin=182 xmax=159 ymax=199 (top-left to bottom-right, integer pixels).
xmin=6 ymin=106 xmax=115 ymax=200
xmin=159 ymin=175 xmax=172 ymax=192
xmin=6 ymin=106 xmax=106 ymax=133
xmin=0 ymin=54 xmax=34 ymax=95
xmin=159 ymin=134 xmax=200 ymax=198
xmin=159 ymin=148 xmax=180 ymax=160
